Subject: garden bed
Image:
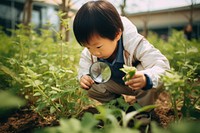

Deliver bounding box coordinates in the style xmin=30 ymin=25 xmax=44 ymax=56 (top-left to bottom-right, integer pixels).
xmin=0 ymin=92 xmax=174 ymax=133
xmin=0 ymin=28 xmax=199 ymax=133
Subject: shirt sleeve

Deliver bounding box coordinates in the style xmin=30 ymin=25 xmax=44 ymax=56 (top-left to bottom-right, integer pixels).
xmin=135 ymin=38 xmax=170 ymax=88
xmin=121 ymin=16 xmax=170 ymax=89
xmin=142 ymin=74 xmax=153 ymax=90
xmin=78 ymin=48 xmax=93 ymax=81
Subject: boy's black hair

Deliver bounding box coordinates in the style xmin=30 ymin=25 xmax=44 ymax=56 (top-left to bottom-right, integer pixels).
xmin=73 ymin=0 xmax=124 ymax=46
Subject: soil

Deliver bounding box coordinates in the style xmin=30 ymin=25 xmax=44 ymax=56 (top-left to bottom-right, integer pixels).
xmin=0 ymin=92 xmax=174 ymax=133
xmin=0 ymin=107 xmax=59 ymax=133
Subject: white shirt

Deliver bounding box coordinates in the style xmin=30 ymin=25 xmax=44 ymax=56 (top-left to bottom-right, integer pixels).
xmin=78 ymin=16 xmax=170 ymax=89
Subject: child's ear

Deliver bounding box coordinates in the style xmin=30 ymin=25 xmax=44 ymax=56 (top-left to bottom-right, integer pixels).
xmin=115 ymin=31 xmax=122 ymax=41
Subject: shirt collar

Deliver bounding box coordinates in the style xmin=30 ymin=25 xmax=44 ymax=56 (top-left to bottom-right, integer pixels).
xmin=115 ymin=37 xmax=124 ymax=63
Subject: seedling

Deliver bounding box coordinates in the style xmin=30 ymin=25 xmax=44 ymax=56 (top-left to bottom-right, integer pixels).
xmin=120 ymin=65 xmax=136 ymax=82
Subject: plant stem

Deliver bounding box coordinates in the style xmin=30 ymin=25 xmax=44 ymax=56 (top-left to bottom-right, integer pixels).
xmin=172 ymin=96 xmax=178 ymax=122
xmin=36 ymin=85 xmax=61 ymax=113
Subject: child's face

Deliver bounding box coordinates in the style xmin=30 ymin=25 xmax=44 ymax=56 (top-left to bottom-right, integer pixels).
xmin=85 ymin=32 xmax=122 ymax=59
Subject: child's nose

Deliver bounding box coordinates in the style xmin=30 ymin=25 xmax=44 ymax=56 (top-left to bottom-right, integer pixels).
xmin=92 ymin=51 xmax=101 ymax=56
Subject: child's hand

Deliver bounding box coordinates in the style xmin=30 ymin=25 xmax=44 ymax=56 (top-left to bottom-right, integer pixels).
xmin=124 ymin=71 xmax=146 ymax=90
xmin=80 ymin=75 xmax=94 ymax=90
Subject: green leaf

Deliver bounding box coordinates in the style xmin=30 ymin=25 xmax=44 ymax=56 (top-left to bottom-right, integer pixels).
xmin=59 ymin=118 xmax=81 ymax=132
xmin=51 ymin=86 xmax=62 ymax=92
xmin=50 ymin=106 xmax=56 ymax=114
xmin=120 ymin=65 xmax=136 ymax=81
xmin=81 ymin=113 xmax=99 ymax=129
xmin=33 ymin=92 xmax=41 ymax=96
xmin=0 ymin=91 xmax=26 ymax=108
xmin=33 ymin=80 xmax=43 ymax=87
xmin=0 ymin=64 xmax=21 ymax=83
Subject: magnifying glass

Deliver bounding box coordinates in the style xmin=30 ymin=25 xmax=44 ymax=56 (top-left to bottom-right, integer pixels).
xmin=89 ymin=62 xmax=111 ymax=83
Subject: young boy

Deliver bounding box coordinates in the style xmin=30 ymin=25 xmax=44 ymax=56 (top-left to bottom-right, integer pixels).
xmin=73 ymin=0 xmax=170 ymax=123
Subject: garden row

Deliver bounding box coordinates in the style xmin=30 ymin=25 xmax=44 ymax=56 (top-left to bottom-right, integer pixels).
xmin=0 ymin=23 xmax=199 ymax=132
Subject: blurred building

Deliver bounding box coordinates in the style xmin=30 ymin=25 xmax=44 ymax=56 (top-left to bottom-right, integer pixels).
xmin=127 ymin=4 xmax=200 ymax=39
xmin=1 ymin=0 xmax=200 ymax=40
xmin=0 ymin=0 xmax=75 ymax=35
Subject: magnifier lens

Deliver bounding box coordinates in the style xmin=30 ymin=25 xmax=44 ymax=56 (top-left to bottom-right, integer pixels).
xmin=89 ymin=62 xmax=111 ymax=83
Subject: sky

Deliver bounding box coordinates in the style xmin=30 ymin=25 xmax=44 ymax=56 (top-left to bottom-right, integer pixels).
xmin=73 ymin=0 xmax=200 ymax=13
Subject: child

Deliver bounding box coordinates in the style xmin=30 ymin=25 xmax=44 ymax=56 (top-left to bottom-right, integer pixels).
xmin=73 ymin=0 xmax=170 ymax=124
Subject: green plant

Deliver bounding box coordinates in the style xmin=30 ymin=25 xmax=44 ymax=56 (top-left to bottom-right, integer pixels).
xmin=120 ymin=65 xmax=136 ymax=81
xmin=0 ymin=16 xmax=90 ymax=118
xmin=148 ymin=30 xmax=200 ymax=75
xmin=0 ymin=90 xmax=26 ymax=116
xmin=162 ymin=67 xmax=200 ymax=121
xmin=35 ymin=100 xmax=156 ymax=133
xmin=168 ymin=67 xmax=199 ymax=121
xmin=161 ymin=43 xmax=200 ymax=121
xmin=95 ymin=105 xmax=156 ymax=128
xmin=151 ymin=120 xmax=200 ymax=133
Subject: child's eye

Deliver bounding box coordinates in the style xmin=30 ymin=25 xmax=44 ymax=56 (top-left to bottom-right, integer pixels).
xmin=97 ymin=45 xmax=102 ymax=49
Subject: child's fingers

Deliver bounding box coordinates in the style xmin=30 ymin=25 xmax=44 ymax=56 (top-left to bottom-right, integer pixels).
xmin=125 ymin=73 xmax=146 ymax=90
xmin=80 ymin=82 xmax=90 ymax=90
xmin=125 ymin=77 xmax=140 ymax=84
xmin=80 ymin=75 xmax=94 ymax=89
xmin=128 ymin=82 xmax=141 ymax=90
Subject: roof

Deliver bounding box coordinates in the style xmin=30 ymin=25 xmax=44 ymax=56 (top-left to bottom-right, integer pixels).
xmin=127 ymin=3 xmax=200 ymax=17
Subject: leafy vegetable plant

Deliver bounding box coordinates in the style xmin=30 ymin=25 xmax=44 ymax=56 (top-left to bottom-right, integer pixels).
xmin=0 ymin=14 xmax=91 ymax=118
xmin=160 ymin=34 xmax=200 ymax=121
xmin=120 ymin=65 xmax=136 ymax=81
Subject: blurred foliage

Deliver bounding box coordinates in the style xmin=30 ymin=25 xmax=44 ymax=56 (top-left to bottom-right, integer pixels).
xmin=151 ymin=120 xmax=200 ymax=133
xmin=0 ymin=22 xmax=90 ymax=118
xmin=35 ymin=98 xmax=199 ymax=133
xmin=148 ymin=30 xmax=200 ymax=121
xmin=35 ymin=97 xmax=156 ymax=133
xmin=0 ymin=91 xmax=25 ymax=108
xmin=147 ymin=30 xmax=200 ymax=75
xmin=0 ymin=90 xmax=26 ymax=116
xmin=0 ymin=23 xmax=199 ymax=133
